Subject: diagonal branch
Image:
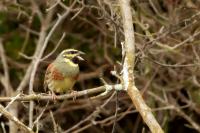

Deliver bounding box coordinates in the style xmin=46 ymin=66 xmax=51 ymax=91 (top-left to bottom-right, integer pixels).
xmin=119 ymin=0 xmax=164 ymax=132
xmin=0 ymin=104 xmax=35 ymax=133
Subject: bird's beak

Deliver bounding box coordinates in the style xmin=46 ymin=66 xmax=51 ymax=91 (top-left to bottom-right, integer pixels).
xmin=78 ymin=51 xmax=85 ymax=55
xmin=76 ymin=51 xmax=85 ymax=61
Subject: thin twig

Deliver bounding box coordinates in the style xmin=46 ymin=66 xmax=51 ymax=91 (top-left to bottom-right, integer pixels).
xmin=0 ymin=39 xmax=17 ymax=133
xmin=0 ymin=39 xmax=12 ymax=95
xmin=0 ymin=85 xmax=107 ymax=102
xmin=111 ymin=92 xmax=119 ymax=133
xmin=148 ymin=91 xmax=200 ymax=132
xmin=50 ymin=111 xmax=58 ymax=133
xmin=64 ymin=92 xmax=116 ymax=133
xmin=28 ymin=2 xmax=76 ymax=128
xmin=0 ymin=104 xmax=35 ymax=133
xmin=42 ymin=32 xmax=66 ymax=61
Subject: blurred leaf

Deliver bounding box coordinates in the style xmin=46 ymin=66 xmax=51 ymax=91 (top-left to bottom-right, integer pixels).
xmin=0 ymin=12 xmax=19 ymax=35
xmin=5 ymin=34 xmax=23 ymax=59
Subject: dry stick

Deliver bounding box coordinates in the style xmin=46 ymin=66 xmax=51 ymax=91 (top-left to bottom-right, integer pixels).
xmin=1 ymin=122 xmax=6 ymax=133
xmin=0 ymin=39 xmax=17 ymax=133
xmin=28 ymin=2 xmax=76 ymax=128
xmin=1 ymin=2 xmax=72 ymax=133
xmin=0 ymin=40 xmax=15 ymax=109
xmin=28 ymin=9 xmax=54 ymax=128
xmin=72 ymin=123 xmax=92 ymax=133
xmin=0 ymin=39 xmax=12 ymax=95
xmin=0 ymin=94 xmax=21 ymax=116
xmin=148 ymin=91 xmax=200 ymax=132
xmin=69 ymin=104 xmax=190 ymax=132
xmin=33 ymin=101 xmax=49 ymax=132
xmin=41 ymin=32 xmax=66 ymax=60
xmin=2 ymin=83 xmax=197 ymax=131
xmin=119 ymin=0 xmax=164 ymax=133
xmin=111 ymin=92 xmax=119 ymax=133
xmin=0 ymin=104 xmax=35 ymax=133
xmin=0 ymin=86 xmax=106 ymax=102
xmin=50 ymin=111 xmax=58 ymax=133
xmin=64 ymin=92 xmax=116 ymax=133
xmin=100 ymin=99 xmax=191 ymax=127
xmin=172 ymin=30 xmax=200 ymax=49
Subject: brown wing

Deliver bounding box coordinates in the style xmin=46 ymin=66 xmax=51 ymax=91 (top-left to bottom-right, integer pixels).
xmin=44 ymin=63 xmax=65 ymax=91
xmin=44 ymin=64 xmax=53 ymax=91
xmin=51 ymin=67 xmax=65 ymax=80
xmin=73 ymin=74 xmax=79 ymax=80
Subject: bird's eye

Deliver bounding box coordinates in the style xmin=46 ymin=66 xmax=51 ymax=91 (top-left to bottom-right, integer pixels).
xmin=70 ymin=51 xmax=77 ymax=54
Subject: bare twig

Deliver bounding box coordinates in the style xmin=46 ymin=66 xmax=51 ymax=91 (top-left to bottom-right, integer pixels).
xmin=0 ymin=85 xmax=119 ymax=102
xmin=0 ymin=94 xmax=21 ymax=116
xmin=42 ymin=32 xmax=66 ymax=61
xmin=111 ymin=92 xmax=119 ymax=133
xmin=50 ymin=111 xmax=58 ymax=133
xmin=148 ymin=91 xmax=200 ymax=132
xmin=64 ymin=92 xmax=116 ymax=133
xmin=0 ymin=104 xmax=35 ymax=133
xmin=28 ymin=8 xmax=54 ymax=128
xmin=28 ymin=2 xmax=76 ymax=128
xmin=0 ymin=39 xmax=17 ymax=133
xmin=0 ymin=39 xmax=12 ymax=95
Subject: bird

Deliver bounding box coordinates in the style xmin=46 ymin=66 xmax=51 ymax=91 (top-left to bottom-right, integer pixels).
xmin=44 ymin=49 xmax=84 ymax=96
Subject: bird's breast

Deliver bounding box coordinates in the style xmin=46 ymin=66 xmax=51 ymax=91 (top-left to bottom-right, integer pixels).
xmin=54 ymin=61 xmax=79 ymax=77
xmin=52 ymin=76 xmax=76 ymax=93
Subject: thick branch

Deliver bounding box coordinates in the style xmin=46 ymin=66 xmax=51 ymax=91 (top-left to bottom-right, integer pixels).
xmin=119 ymin=0 xmax=164 ymax=133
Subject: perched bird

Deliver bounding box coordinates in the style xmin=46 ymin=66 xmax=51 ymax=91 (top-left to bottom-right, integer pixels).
xmin=44 ymin=49 xmax=84 ymax=95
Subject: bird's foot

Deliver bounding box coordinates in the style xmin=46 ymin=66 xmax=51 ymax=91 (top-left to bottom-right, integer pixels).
xmin=70 ymin=90 xmax=78 ymax=101
xmin=49 ymin=91 xmax=58 ymax=103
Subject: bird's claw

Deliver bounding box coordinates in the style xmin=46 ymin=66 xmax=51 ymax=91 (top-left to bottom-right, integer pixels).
xmin=71 ymin=90 xmax=78 ymax=101
xmin=48 ymin=91 xmax=58 ymax=103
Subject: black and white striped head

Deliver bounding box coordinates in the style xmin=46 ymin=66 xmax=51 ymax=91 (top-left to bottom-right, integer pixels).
xmin=57 ymin=49 xmax=85 ymax=64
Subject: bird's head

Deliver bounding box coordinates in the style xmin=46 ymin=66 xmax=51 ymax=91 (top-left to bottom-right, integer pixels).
xmin=56 ymin=49 xmax=85 ymax=65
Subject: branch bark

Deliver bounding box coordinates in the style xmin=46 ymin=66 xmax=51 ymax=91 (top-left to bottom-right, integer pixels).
xmin=0 ymin=104 xmax=34 ymax=133
xmin=119 ymin=0 xmax=164 ymax=132
xmin=0 ymin=86 xmax=106 ymax=102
